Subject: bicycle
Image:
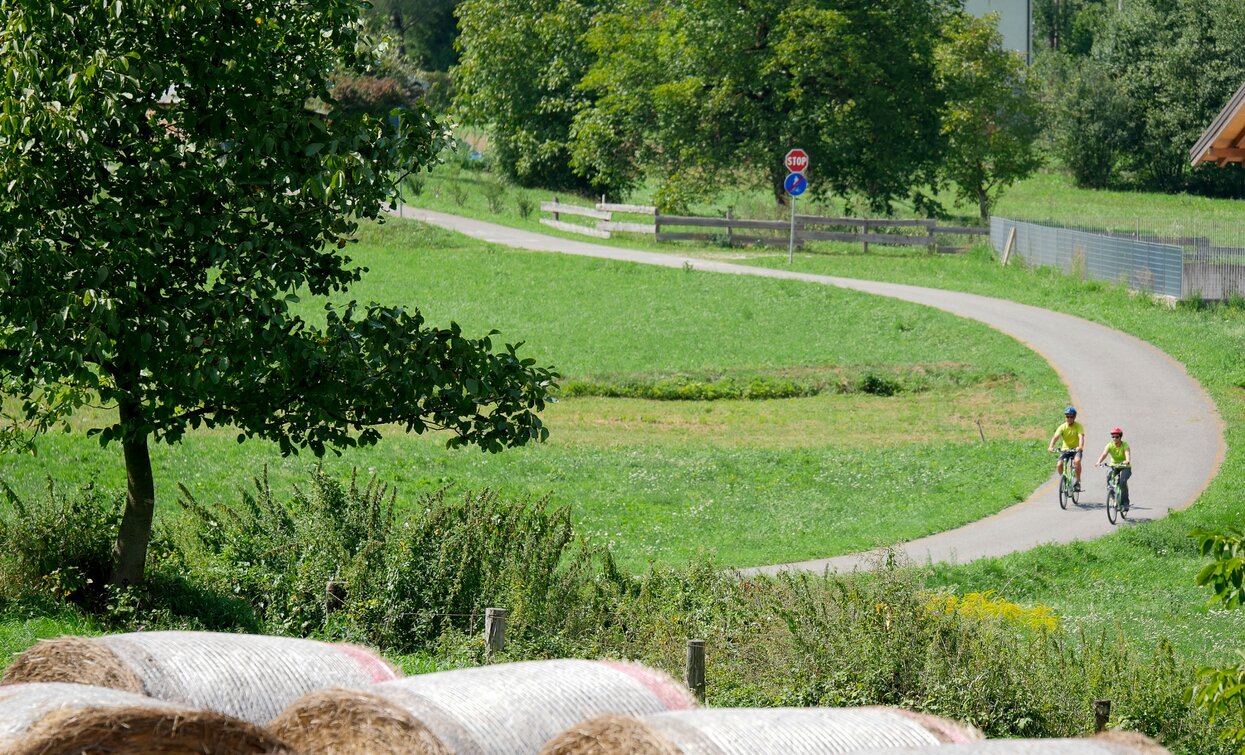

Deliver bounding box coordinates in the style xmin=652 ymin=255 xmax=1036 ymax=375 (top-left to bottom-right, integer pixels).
xmin=1102 ymin=463 xmax=1129 ymax=524
xmin=1052 ymin=449 xmax=1080 ymax=509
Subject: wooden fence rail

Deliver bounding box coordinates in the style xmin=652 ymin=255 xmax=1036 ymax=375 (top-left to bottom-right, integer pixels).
xmin=656 ymin=213 xmax=987 ymax=253
xmin=537 ymin=199 xmax=987 ymax=252
xmin=538 ymin=197 xmax=657 ymax=238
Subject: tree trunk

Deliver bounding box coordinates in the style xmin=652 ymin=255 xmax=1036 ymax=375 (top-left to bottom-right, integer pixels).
xmin=977 ymin=187 xmax=990 ymax=221
xmin=112 ymin=400 xmax=155 ymax=586
xmin=771 ymin=164 xmax=789 ymax=210
xmin=391 ymin=10 xmax=407 ymax=59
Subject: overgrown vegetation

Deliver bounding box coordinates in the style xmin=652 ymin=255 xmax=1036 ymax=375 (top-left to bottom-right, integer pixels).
xmin=0 ymin=473 xmax=1235 ymax=752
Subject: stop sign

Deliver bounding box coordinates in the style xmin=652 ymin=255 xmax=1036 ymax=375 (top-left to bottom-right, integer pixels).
xmin=784 ymin=148 xmax=809 ymax=173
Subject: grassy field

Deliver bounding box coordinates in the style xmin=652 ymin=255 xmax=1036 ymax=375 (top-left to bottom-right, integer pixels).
xmin=733 ymin=245 xmax=1245 ymax=661
xmin=0 ymin=220 xmax=1059 ymax=572
xmin=393 ymin=163 xmax=1245 ymax=663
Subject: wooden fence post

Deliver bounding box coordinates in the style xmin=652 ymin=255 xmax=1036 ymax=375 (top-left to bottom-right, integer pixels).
xmin=862 ymin=219 xmax=870 ymax=254
xmin=685 ymin=639 xmax=706 ymax=703
xmin=726 ymin=209 xmax=734 ymax=247
xmin=1001 ymin=226 xmax=1017 ymax=266
xmin=654 ymin=211 xmax=661 ymax=241
xmin=485 ymin=607 xmax=507 ymax=655
xmin=552 ymin=196 xmax=559 ymax=222
xmin=1093 ymin=699 xmax=1111 ymax=732
xmin=927 ymin=221 xmax=936 ymax=254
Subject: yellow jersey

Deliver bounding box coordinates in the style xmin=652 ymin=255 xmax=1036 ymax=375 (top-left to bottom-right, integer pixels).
xmin=1103 ymin=440 xmax=1130 ymax=466
xmin=1055 ymin=421 xmax=1084 ymax=450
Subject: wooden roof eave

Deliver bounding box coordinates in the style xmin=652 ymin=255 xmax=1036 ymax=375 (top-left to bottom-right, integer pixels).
xmin=1190 ymin=79 xmax=1245 ymax=166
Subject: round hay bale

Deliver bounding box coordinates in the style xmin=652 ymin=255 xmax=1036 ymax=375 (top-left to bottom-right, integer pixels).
xmin=262 ymin=687 xmax=450 ymax=755
xmin=270 ymin=658 xmax=697 ymax=755
xmin=0 ymin=631 xmax=400 ymax=724
xmin=0 ymin=635 xmax=144 ymax=693
xmin=539 ymin=706 xmax=983 ymax=754
xmin=0 ymin=682 xmax=294 ymax=754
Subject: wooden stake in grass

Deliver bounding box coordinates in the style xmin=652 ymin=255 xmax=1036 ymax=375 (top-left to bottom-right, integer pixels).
xmin=485 ymin=608 xmax=507 ymax=655
xmin=1093 ymin=699 xmax=1111 ymax=732
xmin=685 ymin=639 xmax=706 ymax=703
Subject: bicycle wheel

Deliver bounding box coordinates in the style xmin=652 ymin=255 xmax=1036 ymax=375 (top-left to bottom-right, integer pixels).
xmin=1106 ymin=486 xmax=1118 ymax=524
xmin=1071 ymin=478 xmax=1081 ymax=505
xmin=1058 ymin=475 xmax=1069 ymax=510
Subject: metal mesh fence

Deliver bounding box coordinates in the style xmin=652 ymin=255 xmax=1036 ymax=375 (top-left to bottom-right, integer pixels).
xmin=991 ymin=216 xmax=1245 ymax=301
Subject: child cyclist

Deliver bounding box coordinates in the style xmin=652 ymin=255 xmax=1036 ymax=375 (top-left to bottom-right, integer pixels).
xmin=1048 ymin=406 xmax=1085 ymax=492
xmin=1095 ymin=427 xmax=1133 ymax=510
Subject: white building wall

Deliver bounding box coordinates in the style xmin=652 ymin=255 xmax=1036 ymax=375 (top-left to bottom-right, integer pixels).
xmin=964 ymin=0 xmax=1032 ymax=63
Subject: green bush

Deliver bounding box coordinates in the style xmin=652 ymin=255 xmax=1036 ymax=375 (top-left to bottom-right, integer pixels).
xmin=0 ymin=480 xmax=121 ymax=609
xmin=174 ymin=469 xmax=617 ymax=651
xmin=176 ymin=468 xmax=394 ymax=636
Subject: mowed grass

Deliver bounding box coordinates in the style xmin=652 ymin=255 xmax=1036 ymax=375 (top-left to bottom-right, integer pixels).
xmin=0 ymin=219 xmax=1060 ymax=571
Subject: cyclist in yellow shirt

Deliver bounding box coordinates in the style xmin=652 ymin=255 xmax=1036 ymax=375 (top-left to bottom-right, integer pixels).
xmin=1047 ymin=406 xmax=1085 ymax=492
xmin=1095 ymin=427 xmax=1132 ymax=510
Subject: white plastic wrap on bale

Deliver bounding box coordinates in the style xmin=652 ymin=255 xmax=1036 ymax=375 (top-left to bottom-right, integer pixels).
xmin=0 ymin=631 xmax=400 ymax=724
xmin=0 ymin=681 xmax=293 ymax=754
xmin=848 ymin=733 xmax=1171 ymax=755
xmin=271 ymin=658 xmax=698 ymax=754
xmin=541 ymin=706 xmax=983 ymax=754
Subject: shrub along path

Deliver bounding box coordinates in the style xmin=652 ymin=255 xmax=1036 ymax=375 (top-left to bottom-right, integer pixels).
xmin=392 ymin=205 xmax=1224 ymax=573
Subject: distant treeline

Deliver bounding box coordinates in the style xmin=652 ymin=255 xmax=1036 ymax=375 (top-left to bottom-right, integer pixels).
xmin=367 ymin=0 xmax=1245 ymax=209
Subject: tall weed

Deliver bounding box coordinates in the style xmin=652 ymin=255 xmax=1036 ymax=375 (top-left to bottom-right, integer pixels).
xmin=0 ymin=480 xmax=120 ymax=609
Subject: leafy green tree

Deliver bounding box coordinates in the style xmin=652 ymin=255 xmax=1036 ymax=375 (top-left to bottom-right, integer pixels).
xmin=1032 ymin=0 xmax=1108 ymax=55
xmin=1191 ymin=528 xmax=1245 ymax=749
xmin=454 ymin=0 xmax=604 ymax=192
xmin=1050 ymin=0 xmax=1245 ymax=195
xmin=366 ymin=0 xmax=462 ymax=71
xmin=572 ymin=0 xmax=953 ymax=213
xmin=935 ymin=13 xmax=1044 ymax=219
xmin=0 ymin=0 xmax=556 ymax=586
xmin=1045 ymin=54 xmax=1127 ymax=189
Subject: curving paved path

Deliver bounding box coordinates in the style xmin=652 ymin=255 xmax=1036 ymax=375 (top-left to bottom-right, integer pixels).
xmin=391 ymin=205 xmax=1225 ymax=573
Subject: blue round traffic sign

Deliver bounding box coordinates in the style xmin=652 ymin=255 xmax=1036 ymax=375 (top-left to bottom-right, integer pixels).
xmin=784 ymin=172 xmax=807 ymax=197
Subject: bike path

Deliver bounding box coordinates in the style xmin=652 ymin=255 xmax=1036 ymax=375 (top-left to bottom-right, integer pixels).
xmin=391 ymin=205 xmax=1225 ymax=574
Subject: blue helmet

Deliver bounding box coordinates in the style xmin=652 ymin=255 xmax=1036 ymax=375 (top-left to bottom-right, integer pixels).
xmin=1064 ymin=406 xmax=1077 ymax=416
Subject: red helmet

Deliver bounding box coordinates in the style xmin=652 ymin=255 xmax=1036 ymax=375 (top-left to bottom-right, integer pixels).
xmin=1110 ymin=427 xmax=1123 ymax=436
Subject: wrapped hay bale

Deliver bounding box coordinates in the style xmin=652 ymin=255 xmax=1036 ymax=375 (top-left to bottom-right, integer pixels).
xmin=846 ymin=731 xmax=1171 ymax=754
xmin=270 ymin=658 xmax=698 ymax=754
xmin=0 ymin=631 xmax=399 ymax=724
xmin=540 ymin=706 xmax=982 ymax=754
xmin=0 ymin=682 xmax=294 ymax=754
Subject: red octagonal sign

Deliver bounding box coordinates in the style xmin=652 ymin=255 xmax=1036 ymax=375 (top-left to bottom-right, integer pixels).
xmin=785 ymin=148 xmax=809 ymax=173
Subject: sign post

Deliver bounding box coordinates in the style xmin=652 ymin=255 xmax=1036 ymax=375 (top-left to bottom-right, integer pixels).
xmin=783 ymin=149 xmax=809 ymax=264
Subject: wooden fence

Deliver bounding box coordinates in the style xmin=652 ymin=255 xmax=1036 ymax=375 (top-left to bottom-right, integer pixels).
xmin=657 ymin=213 xmax=987 ymax=253
xmin=539 ymin=198 xmax=656 ymax=239
xmin=538 ymin=198 xmax=987 ymax=252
